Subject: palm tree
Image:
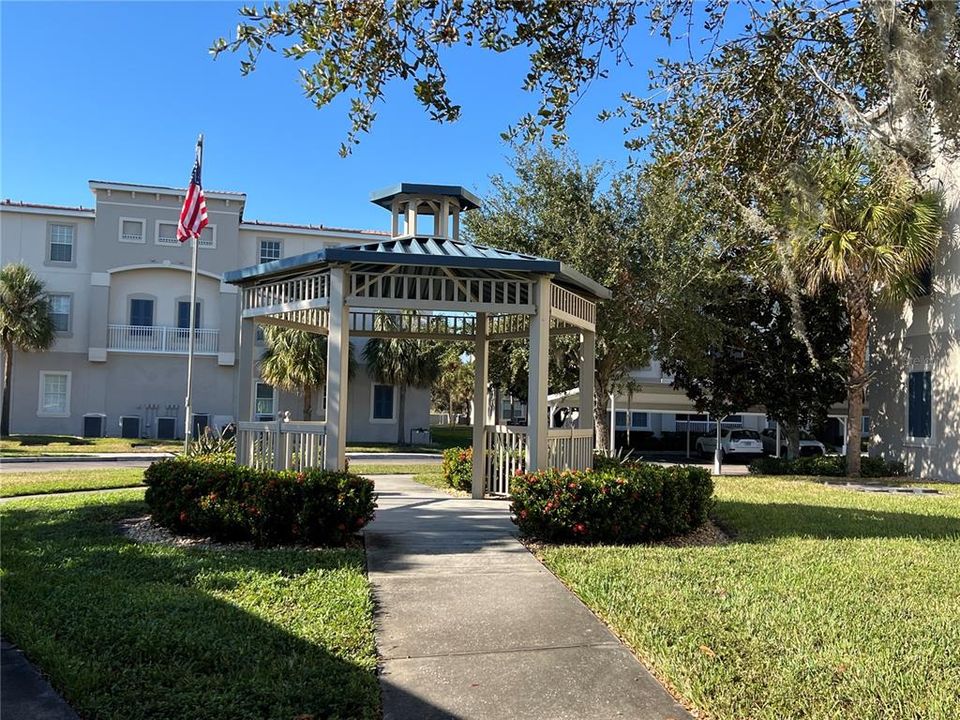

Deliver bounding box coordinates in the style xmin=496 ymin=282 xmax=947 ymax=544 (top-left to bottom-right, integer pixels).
xmin=362 ymin=318 xmax=442 ymax=445
xmin=259 ymin=326 xmax=356 ymax=421
xmin=785 ymin=145 xmax=943 ymax=477
xmin=1 ymin=263 xmax=55 ymax=436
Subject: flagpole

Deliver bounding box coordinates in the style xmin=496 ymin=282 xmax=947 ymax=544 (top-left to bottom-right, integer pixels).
xmin=184 ymin=134 xmax=203 ymax=454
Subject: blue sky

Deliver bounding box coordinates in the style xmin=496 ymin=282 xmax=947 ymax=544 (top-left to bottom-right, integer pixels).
xmin=1 ymin=2 xmax=718 ymax=231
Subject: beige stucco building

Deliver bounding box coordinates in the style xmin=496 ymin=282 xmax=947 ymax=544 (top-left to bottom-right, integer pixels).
xmin=0 ymin=181 xmax=430 ymax=441
xmin=870 ymin=154 xmax=960 ymax=482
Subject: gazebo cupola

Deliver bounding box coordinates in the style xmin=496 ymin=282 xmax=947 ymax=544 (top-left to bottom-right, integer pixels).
xmin=225 ymin=182 xmax=610 ymax=499
xmin=370 ymin=183 xmax=481 ymax=240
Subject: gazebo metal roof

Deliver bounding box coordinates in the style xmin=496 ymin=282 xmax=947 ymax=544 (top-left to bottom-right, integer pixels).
xmin=369 ymin=183 xmax=482 ymax=211
xmin=223 ymin=236 xmax=610 ymax=299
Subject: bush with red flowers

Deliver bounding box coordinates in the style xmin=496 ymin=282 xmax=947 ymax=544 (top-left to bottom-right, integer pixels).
xmin=441 ymin=446 xmax=473 ymax=491
xmin=144 ymin=457 xmax=376 ymax=546
xmin=510 ymin=463 xmax=713 ymax=544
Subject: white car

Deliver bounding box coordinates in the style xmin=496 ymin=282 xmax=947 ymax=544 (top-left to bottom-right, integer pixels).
xmin=696 ymin=429 xmax=764 ymax=459
xmin=760 ymin=429 xmax=827 ymax=457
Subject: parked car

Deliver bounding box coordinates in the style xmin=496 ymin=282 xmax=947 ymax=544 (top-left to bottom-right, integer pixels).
xmin=696 ymin=429 xmax=764 ymax=459
xmin=760 ymin=429 xmax=827 ymax=457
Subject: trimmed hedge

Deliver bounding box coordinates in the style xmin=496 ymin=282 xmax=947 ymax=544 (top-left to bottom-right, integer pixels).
xmin=748 ymin=455 xmax=907 ymax=477
xmin=144 ymin=457 xmax=376 ymax=546
xmin=441 ymin=446 xmax=473 ymax=491
xmin=510 ymin=464 xmax=714 ymax=544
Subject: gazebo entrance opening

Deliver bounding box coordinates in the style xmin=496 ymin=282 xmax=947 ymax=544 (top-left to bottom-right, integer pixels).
xmin=223 ymin=184 xmax=610 ymax=498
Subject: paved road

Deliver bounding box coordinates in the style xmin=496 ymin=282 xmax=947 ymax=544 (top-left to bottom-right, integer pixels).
xmin=1 ymin=459 xmax=155 ymax=473
xmin=349 ymin=453 xmax=442 ymax=465
xmin=366 ymin=475 xmax=691 ymax=720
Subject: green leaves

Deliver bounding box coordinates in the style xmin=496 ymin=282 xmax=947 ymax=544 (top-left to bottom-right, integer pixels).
xmin=0 ymin=262 xmax=55 ymax=353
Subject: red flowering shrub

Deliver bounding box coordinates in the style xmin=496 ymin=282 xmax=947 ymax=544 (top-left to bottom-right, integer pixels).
xmin=510 ymin=463 xmax=713 ymax=543
xmin=144 ymin=456 xmax=376 ymax=546
xmin=441 ymin=446 xmax=473 ymax=491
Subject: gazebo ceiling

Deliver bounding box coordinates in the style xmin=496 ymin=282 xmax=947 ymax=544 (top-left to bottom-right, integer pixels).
xmin=223 ymin=236 xmax=611 ymax=300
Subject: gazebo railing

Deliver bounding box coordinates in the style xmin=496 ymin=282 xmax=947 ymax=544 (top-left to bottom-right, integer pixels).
xmin=243 ymin=272 xmax=329 ymax=313
xmin=236 ymin=420 xmax=326 ymax=471
xmin=482 ymin=425 xmax=528 ymax=496
xmin=547 ymin=427 xmax=594 ymax=471
xmin=349 ymin=271 xmax=535 ymax=310
xmin=550 ymin=283 xmax=596 ymax=327
xmin=480 ymin=425 xmax=595 ymax=496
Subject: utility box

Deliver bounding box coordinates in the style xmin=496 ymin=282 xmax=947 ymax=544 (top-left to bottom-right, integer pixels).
xmin=156 ymin=417 xmax=177 ymax=440
xmin=82 ymin=413 xmax=106 ymax=438
xmin=119 ymin=415 xmax=141 ymax=439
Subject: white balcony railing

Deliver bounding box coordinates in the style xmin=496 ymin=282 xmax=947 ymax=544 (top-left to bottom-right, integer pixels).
xmin=107 ymin=324 xmax=219 ymax=354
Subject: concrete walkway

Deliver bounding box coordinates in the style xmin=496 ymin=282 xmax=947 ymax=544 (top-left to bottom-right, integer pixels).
xmin=1 ymin=639 xmax=79 ymax=720
xmin=366 ymin=475 xmax=691 ymax=720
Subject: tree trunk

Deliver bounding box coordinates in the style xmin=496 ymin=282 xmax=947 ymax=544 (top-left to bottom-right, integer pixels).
xmin=302 ymin=384 xmax=313 ymax=422
xmin=784 ymin=422 xmax=801 ymax=460
xmin=593 ymin=388 xmax=609 ymax=451
xmin=1 ymin=336 xmax=12 ymax=437
xmin=846 ymin=302 xmax=870 ymax=478
xmin=397 ymin=385 xmax=407 ymax=446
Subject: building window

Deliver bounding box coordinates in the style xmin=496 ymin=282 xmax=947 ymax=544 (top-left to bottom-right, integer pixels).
xmin=48 ymin=294 xmax=72 ymax=333
xmin=156 ymin=222 xmax=179 ymax=246
xmin=255 ymin=326 xmax=266 ymax=344
xmin=48 ymin=223 xmax=75 ymax=263
xmin=199 ymin=225 xmax=216 ymax=248
xmin=615 ymin=410 xmax=628 ymax=429
xmin=372 ymin=384 xmax=395 ymax=421
xmin=631 ymin=411 xmax=649 ymax=429
xmin=907 ymin=370 xmax=932 ymax=441
xmin=255 ymin=382 xmax=275 ymax=421
xmin=259 ymin=239 xmax=282 ymax=264
xmin=862 ymin=415 xmax=871 ymax=435
xmin=177 ymin=301 xmax=201 ymax=329
xmin=119 ymin=217 xmax=145 ymax=243
xmin=129 ymin=298 xmax=154 ymax=327
xmin=38 ymin=371 xmax=71 ymax=417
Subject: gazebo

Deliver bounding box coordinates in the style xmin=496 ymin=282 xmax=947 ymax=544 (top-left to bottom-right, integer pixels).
xmin=223 ymin=183 xmax=610 ymax=498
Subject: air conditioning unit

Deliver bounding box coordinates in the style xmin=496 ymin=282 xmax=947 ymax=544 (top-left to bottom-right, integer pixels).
xmin=82 ymin=413 xmax=106 ymax=438
xmin=156 ymin=417 xmax=177 ymax=440
xmin=119 ymin=415 xmax=141 ymax=439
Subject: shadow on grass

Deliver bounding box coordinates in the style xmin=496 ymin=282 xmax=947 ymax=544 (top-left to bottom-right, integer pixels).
xmin=715 ymin=499 xmax=960 ymax=542
xmin=0 ymin=498 xmax=458 ymax=720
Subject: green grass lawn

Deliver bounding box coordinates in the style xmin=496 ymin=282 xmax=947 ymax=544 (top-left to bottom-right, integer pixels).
xmin=428 ymin=424 xmax=472 ymax=449
xmin=0 ymin=490 xmax=379 ymax=720
xmin=1 ymin=434 xmax=180 ymax=456
xmin=0 ymin=468 xmax=146 ymax=498
xmin=537 ymin=476 xmax=960 ymax=720
xmin=411 ymin=472 xmax=469 ymax=496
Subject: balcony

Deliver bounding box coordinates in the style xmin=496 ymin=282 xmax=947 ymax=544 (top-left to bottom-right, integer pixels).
xmin=107 ymin=324 xmax=219 ymax=354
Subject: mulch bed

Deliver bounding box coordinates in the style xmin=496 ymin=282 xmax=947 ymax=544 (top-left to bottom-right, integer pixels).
xmin=117 ymin=516 xmax=362 ymax=551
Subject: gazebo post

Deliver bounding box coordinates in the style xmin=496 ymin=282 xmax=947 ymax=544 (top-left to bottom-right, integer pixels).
xmin=324 ymin=265 xmax=350 ymax=470
xmin=471 ymin=312 xmax=489 ymax=499
xmin=236 ymin=316 xmax=257 ymax=423
xmin=579 ymin=331 xmax=596 ymax=449
xmin=527 ymin=276 xmax=551 ymax=472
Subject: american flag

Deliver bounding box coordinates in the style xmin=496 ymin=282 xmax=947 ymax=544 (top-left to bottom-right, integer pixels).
xmin=177 ymin=138 xmax=208 ymax=242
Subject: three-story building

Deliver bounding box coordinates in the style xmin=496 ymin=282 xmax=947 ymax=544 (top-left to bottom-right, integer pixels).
xmin=0 ymin=180 xmax=430 ymax=441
